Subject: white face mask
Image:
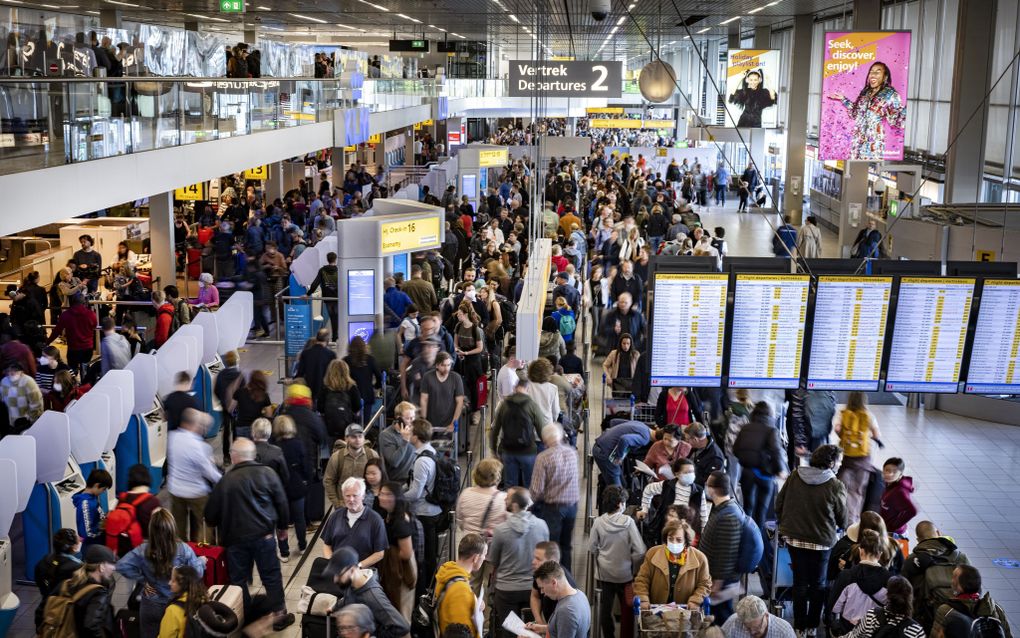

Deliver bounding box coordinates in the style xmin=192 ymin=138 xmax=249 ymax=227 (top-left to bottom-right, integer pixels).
xmin=666 ymin=541 xmax=685 ymax=555
xmin=678 ymin=472 xmax=696 ymax=486
xmin=198 ymin=281 xmax=205 ymax=288
xmin=38 ymin=356 xmax=50 ymax=366
xmin=52 ymin=383 xmax=63 ymax=393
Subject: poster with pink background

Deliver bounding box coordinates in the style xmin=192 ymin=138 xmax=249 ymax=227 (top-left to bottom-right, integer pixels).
xmin=819 ymin=31 xmax=911 ymax=161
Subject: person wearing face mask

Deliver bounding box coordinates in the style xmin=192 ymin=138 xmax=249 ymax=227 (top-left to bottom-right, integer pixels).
xmin=1 ymin=362 xmax=44 ymax=429
xmin=638 ymin=458 xmax=710 ymax=545
xmin=34 ymin=347 xmax=68 ymax=393
xmin=643 ymin=425 xmax=692 ymax=481
xmin=590 ymin=486 xmax=647 ymax=638
xmin=190 ymin=272 xmax=220 ymax=311
xmin=42 ymin=544 xmax=119 ymax=637
xmin=633 ymin=518 xmax=712 ymax=610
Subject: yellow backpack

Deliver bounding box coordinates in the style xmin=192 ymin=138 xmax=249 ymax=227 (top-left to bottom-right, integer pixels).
xmin=839 ymin=409 xmax=870 ymax=457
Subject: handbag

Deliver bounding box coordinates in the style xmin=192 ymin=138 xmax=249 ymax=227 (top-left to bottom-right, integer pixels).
xmin=297 ymin=586 xmax=337 ymax=615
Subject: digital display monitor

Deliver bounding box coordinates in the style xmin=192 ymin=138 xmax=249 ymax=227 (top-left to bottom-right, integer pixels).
xmin=964 ymin=279 xmax=1020 ymax=395
xmin=885 ymin=277 xmax=975 ymax=393
xmin=392 ymin=253 xmax=409 ymax=279
xmin=728 ymin=274 xmax=810 ymax=389
xmin=649 ymin=273 xmax=728 ymax=387
xmin=348 ymin=321 xmax=375 ymax=344
xmin=347 ymin=269 xmax=376 ymax=316
xmin=461 ymin=174 xmax=477 ymax=199
xmin=807 ymin=276 xmax=892 ymax=391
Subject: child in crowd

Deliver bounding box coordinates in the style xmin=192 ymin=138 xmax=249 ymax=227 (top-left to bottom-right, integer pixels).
xmin=880 ymin=457 xmax=918 ymax=537
xmin=72 ymin=469 xmax=112 ymax=550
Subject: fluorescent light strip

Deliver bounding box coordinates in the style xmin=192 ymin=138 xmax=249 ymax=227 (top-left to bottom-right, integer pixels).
xmin=720 ymin=16 xmax=739 ymax=24
xmin=748 ymin=6 xmax=764 ymax=12
xmin=616 ymin=15 xmax=625 ymax=25
xmin=396 ymin=13 xmax=421 ymax=22
xmin=357 ymin=0 xmax=389 ymax=10
xmin=335 ymin=23 xmax=366 ymax=31
xmin=257 ymin=5 xmax=271 ymax=9
xmin=509 ymin=14 xmax=519 ymax=23
xmin=186 ymin=12 xmax=230 ymax=22
xmin=697 ymin=27 xmax=710 ymax=33
xmin=103 ymin=0 xmax=139 ymax=6
xmin=290 ymin=12 xmax=328 ymax=23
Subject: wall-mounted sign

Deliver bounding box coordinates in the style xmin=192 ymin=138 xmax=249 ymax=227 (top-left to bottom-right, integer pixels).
xmin=478 ymin=149 xmax=509 ymax=167
xmin=589 ymin=118 xmax=675 ymax=129
xmin=447 ymin=131 xmax=462 ymax=145
xmin=509 ymin=60 xmax=623 ymax=98
xmin=243 ymin=165 xmax=269 ymax=180
xmin=724 ymin=49 xmax=781 ymax=128
xmin=343 ymin=145 xmax=357 ymax=152
xmin=389 ymin=39 xmax=429 ymax=52
xmin=380 ymin=217 xmax=442 ymax=255
xmin=368 ymin=133 xmax=382 ymax=144
xmin=175 ymin=183 xmax=207 ymax=201
xmin=586 ymin=107 xmax=624 ymax=114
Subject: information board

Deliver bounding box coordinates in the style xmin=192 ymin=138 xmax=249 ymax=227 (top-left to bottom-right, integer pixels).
xmin=649 ymin=274 xmax=728 ymax=387
xmin=965 ymin=279 xmax=1020 ymax=394
xmin=886 ymin=277 xmax=975 ymax=393
xmin=380 ymin=217 xmax=441 ymax=255
xmin=807 ymin=276 xmax=892 ymax=391
xmin=728 ymin=274 xmax=810 ymax=389
xmin=347 ymin=269 xmax=376 ymax=316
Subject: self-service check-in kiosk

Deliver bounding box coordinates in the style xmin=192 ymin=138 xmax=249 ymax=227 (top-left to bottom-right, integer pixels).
xmin=0 ymin=435 xmax=37 ymax=629
xmin=191 ymin=312 xmax=222 ymax=436
xmin=171 ymin=324 xmax=211 ymax=437
xmin=23 ymin=412 xmax=73 ymax=581
xmin=67 ymin=390 xmax=112 ymax=514
xmin=91 ymin=370 xmax=134 ymax=510
xmin=115 ymin=353 xmax=162 ymax=492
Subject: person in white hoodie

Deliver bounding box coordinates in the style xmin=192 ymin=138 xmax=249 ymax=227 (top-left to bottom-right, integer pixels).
xmin=589 ymin=485 xmax=647 ymax=638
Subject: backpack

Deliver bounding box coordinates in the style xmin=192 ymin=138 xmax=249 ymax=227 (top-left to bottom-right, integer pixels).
xmin=158 ymin=306 xmax=178 ymax=336
xmin=419 ymin=450 xmax=460 ymax=510
xmin=733 ymin=509 xmax=765 ymax=573
xmin=412 ymin=575 xmax=467 ymax=638
xmin=497 ymin=400 xmax=536 ymax=452
xmin=321 ymin=389 xmax=356 ymax=438
xmin=922 ymin=553 xmax=968 ymax=617
xmin=969 ymin=616 xmax=1007 ymax=638
xmin=871 ymin=610 xmax=915 ymax=638
xmin=839 ymin=409 xmax=871 ymax=457
xmin=105 ymin=492 xmax=153 ymax=557
xmin=39 ymin=581 xmax=102 ymax=638
xmin=557 ymin=312 xmax=576 ymax=337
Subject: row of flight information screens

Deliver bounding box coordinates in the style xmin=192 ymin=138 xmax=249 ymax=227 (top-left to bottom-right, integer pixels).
xmin=649 ymin=274 xmax=1020 ymax=394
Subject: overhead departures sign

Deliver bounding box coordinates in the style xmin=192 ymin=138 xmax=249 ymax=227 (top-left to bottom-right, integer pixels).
xmin=509 ymin=60 xmax=622 ymax=98
xmin=886 ymin=277 xmax=974 ymax=393
xmin=650 ymin=273 xmax=728 ymax=387
xmin=175 ymin=182 xmax=207 ymax=201
xmin=729 ymin=274 xmax=810 ymax=389
xmin=965 ymin=279 xmax=1020 ymax=394
xmin=380 ymin=217 xmax=441 ymax=255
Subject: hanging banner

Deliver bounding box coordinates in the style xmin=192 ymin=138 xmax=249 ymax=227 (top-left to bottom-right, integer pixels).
xmin=819 ymin=31 xmax=911 ymax=161
xmin=724 ymin=49 xmax=781 ymax=128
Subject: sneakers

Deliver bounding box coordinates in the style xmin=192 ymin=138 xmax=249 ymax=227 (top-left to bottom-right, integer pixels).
xmin=279 ymin=552 xmax=290 ymax=563
xmin=806 ymin=630 xmax=817 ymax=638
xmin=272 ymin=612 xmax=296 ymax=631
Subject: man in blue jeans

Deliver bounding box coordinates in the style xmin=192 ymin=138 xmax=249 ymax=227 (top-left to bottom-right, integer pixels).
xmin=490 ymin=378 xmax=546 ymax=488
xmin=530 ymin=424 xmax=580 ymax=570
xmin=591 ymin=420 xmax=652 ymax=486
xmin=205 ymin=438 xmax=295 ymax=632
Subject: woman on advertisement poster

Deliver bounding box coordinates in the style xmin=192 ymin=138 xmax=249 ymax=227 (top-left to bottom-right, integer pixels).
xmin=827 ymin=61 xmax=906 ymax=160
xmin=727 ymin=68 xmax=778 ymax=127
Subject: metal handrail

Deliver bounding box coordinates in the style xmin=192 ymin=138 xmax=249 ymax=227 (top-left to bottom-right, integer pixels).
xmin=362 ymin=405 xmax=386 ymax=437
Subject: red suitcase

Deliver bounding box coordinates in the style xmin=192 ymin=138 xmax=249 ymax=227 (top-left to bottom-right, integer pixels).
xmin=197 ymin=227 xmax=213 ymax=245
xmin=188 ymin=540 xmax=229 ymax=587
xmin=187 ymin=247 xmax=203 ymax=280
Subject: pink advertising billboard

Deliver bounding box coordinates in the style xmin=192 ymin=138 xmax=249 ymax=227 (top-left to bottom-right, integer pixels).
xmin=820 ymin=31 xmax=911 ymax=161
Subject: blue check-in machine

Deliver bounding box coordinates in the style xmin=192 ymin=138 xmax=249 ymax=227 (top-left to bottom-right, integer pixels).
xmin=91 ymin=370 xmax=134 ymax=509
xmin=191 ymin=312 xmax=223 ymax=437
xmin=0 ymin=434 xmax=37 ymax=630
xmin=116 ymin=354 xmax=162 ymax=492
xmin=67 ymin=390 xmax=112 ymax=513
xmin=0 ymin=459 xmax=20 ymax=634
xmin=171 ymin=324 xmax=211 ymax=438
xmin=23 ymin=412 xmax=73 ymax=580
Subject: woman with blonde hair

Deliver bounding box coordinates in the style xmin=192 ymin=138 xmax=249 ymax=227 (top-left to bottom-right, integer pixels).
xmin=550 ymin=296 xmax=577 ymax=344
xmin=477 ymin=286 xmax=503 ymax=345
xmin=633 ymin=518 xmax=712 ymax=609
xmin=456 ymin=457 xmax=508 ymax=595
xmin=116 ymin=509 xmax=206 ymax=637
xmin=319 ymin=359 xmax=364 ymax=440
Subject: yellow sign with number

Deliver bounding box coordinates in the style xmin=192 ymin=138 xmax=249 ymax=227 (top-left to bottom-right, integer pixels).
xmin=380 ymin=216 xmax=442 ymax=255
xmin=175 ymin=182 xmax=207 ymax=201
xmin=478 ymin=149 xmax=509 ymax=168
xmin=976 ymin=250 xmax=996 ymax=262
xmin=422 ymin=119 xmax=433 ymax=126
xmin=368 ymin=133 xmax=381 ymax=144
xmin=344 ymin=145 xmax=357 ymax=152
xmin=244 ymin=165 xmax=270 ymax=180
xmin=413 ymin=122 xmax=422 ymax=131
xmin=586 ymin=107 xmax=624 ymax=114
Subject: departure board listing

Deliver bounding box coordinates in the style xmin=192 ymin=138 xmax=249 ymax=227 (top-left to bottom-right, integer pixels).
xmin=728 ymin=274 xmax=810 ymax=389
xmin=965 ymin=279 xmax=1020 ymax=395
xmin=886 ymin=277 xmax=975 ymax=393
xmin=808 ymin=276 xmax=892 ymax=391
xmin=650 ymin=273 xmax=729 ymax=387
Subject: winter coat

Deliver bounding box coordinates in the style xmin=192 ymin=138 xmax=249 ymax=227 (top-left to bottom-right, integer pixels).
xmin=777 ymin=466 xmax=848 ymax=547
xmin=633 ymin=545 xmax=712 ymax=607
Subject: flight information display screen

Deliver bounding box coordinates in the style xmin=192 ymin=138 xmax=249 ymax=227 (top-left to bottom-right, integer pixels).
xmin=807 ymin=276 xmax=892 ymax=391
xmin=965 ymin=279 xmax=1020 ymax=395
xmin=728 ymin=274 xmax=810 ymax=389
xmin=649 ymin=273 xmax=728 ymax=387
xmin=885 ymin=277 xmax=974 ymax=393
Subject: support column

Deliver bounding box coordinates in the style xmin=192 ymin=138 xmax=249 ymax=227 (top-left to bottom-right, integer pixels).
xmin=265 ymin=161 xmax=285 ymax=204
xmin=838 ymin=0 xmax=883 ymax=253
xmin=332 ymin=149 xmax=346 ymax=193
xmin=705 ymin=40 xmax=720 ymax=125
xmin=149 ymin=192 xmax=175 ymax=289
xmin=727 ymin=24 xmax=740 ymax=50
xmin=945 ymin=0 xmax=996 ymax=203
xmin=783 ymin=14 xmax=812 ymax=224
xmin=754 ymin=26 xmax=771 ymax=49
xmin=405 ymin=127 xmax=415 ymax=166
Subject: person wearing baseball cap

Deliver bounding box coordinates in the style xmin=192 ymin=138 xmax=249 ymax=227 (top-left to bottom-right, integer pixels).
xmin=323 ymin=422 xmax=379 ymax=509
xmin=324 ymin=547 xmax=410 ymax=638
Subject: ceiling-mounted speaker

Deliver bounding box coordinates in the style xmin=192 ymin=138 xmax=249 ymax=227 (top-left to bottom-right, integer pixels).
xmin=639 ymin=59 xmax=677 ymax=103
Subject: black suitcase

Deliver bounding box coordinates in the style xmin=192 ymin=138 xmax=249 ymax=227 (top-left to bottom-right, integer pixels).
xmin=301 ymin=612 xmax=332 ymax=638
xmin=305 ymin=479 xmax=326 ymax=523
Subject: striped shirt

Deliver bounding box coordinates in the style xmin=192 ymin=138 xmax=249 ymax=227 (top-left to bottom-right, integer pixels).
xmin=530 ymin=443 xmax=579 ymax=506
xmin=839 ymin=608 xmax=925 ymax=638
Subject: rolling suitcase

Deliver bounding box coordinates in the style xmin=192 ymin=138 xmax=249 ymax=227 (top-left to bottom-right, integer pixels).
xmin=188 ymin=527 xmax=229 ymax=587
xmin=208 ymin=584 xmax=245 ymax=637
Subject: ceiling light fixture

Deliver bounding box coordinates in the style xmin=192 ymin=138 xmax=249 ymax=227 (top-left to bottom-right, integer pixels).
xmin=257 ymin=5 xmax=270 ymax=9
xmin=767 ymin=0 xmax=780 ymax=5
xmin=186 ymin=12 xmax=230 ymax=22
xmin=335 ymin=23 xmax=366 ymax=31
xmin=396 ymin=12 xmax=420 ymax=22
xmin=290 ymin=12 xmax=328 ymax=23
xmin=616 ymin=15 xmax=625 ymax=25
xmin=720 ymin=16 xmax=739 ymax=24
xmin=697 ymin=27 xmax=710 ymax=33
xmin=748 ymin=6 xmax=764 ymax=12
xmin=508 ymin=14 xmax=519 ymax=22
xmin=103 ymin=0 xmax=139 ymax=6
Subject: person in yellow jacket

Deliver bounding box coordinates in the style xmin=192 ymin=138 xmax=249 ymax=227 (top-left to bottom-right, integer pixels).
xmin=834 ymin=391 xmax=882 ymax=526
xmin=158 ymin=565 xmax=207 ymax=638
xmin=437 ymin=533 xmax=489 ymax=638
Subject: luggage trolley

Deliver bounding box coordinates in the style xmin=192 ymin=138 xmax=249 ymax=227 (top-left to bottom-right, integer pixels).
xmin=761 ymin=520 xmax=794 ymax=619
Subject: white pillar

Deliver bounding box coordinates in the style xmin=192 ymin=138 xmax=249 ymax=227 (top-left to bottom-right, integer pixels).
xmin=149 ymin=192 xmax=175 ymax=289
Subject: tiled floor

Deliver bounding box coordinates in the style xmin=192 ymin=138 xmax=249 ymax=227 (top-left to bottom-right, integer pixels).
xmin=5 ymin=203 xmax=1018 ymax=637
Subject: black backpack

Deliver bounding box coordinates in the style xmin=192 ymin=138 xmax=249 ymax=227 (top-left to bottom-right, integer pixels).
xmin=498 ymin=296 xmax=517 ymax=335
xmin=419 ymin=450 xmax=460 ymax=510
xmin=498 ymin=400 xmax=536 ymax=452
xmin=321 ymin=389 xmax=355 ymax=438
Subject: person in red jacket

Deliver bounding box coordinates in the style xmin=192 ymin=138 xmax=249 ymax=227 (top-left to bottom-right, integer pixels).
xmin=880 ymin=457 xmax=918 ymax=536
xmin=46 ymin=293 xmax=97 ymax=376
xmin=151 ymin=290 xmax=176 ymax=348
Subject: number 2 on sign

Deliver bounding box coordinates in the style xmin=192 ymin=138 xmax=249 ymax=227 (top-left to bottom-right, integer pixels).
xmin=591 ymin=65 xmax=609 ymax=91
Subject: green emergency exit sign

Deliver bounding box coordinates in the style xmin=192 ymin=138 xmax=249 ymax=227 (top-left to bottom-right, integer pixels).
xmin=220 ymin=0 xmax=244 ymax=13
xmin=411 ymin=40 xmax=426 ymax=49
